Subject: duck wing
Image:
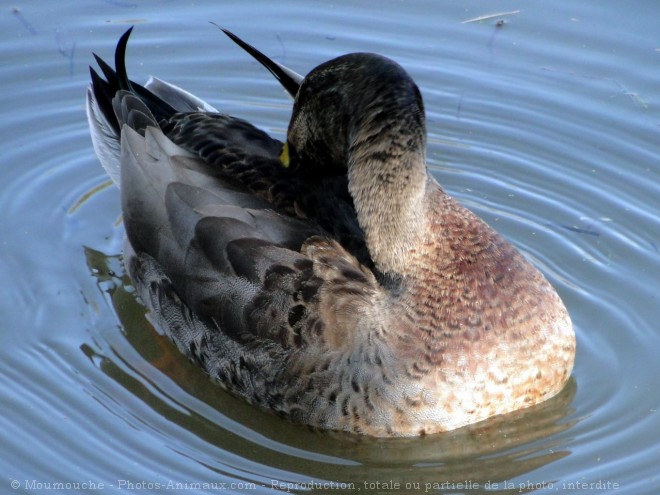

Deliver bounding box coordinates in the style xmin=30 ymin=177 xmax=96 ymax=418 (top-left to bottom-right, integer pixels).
xmin=116 ymin=91 xmax=384 ymax=405
xmin=158 ymin=111 xmax=372 ymax=266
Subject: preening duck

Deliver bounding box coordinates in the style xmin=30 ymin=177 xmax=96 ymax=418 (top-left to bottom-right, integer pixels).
xmin=86 ymin=27 xmax=575 ymax=437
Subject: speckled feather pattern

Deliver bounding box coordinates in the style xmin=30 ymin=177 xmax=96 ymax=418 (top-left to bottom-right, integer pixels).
xmin=87 ymin=29 xmax=575 ymax=437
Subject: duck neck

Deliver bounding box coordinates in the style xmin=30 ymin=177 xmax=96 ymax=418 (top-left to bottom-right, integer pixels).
xmin=348 ymin=141 xmax=429 ymax=277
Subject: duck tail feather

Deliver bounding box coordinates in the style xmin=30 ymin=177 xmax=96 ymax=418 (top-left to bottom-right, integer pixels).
xmin=93 ymin=53 xmax=117 ymax=86
xmin=89 ymin=28 xmax=177 ymax=136
xmin=89 ymin=66 xmax=120 ymax=135
xmin=216 ymin=25 xmax=303 ymax=98
xmin=113 ymin=27 xmax=178 ymax=123
xmin=87 ymin=27 xmax=186 ymax=184
xmin=114 ymin=27 xmax=134 ymax=91
xmin=86 ymin=84 xmax=122 ymax=185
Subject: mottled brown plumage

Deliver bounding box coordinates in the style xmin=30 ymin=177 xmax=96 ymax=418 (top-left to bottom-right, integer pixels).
xmin=86 ymin=28 xmax=575 ymax=436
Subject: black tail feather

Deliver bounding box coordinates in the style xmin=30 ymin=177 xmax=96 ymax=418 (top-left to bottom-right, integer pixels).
xmin=93 ymin=53 xmax=116 ymax=85
xmin=216 ymin=25 xmax=303 ymax=98
xmin=89 ymin=66 xmax=121 ymax=135
xmin=114 ymin=26 xmax=134 ymax=92
xmin=89 ymin=27 xmax=177 ymax=135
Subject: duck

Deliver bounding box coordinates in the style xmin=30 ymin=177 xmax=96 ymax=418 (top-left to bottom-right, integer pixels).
xmin=86 ymin=27 xmax=575 ymax=437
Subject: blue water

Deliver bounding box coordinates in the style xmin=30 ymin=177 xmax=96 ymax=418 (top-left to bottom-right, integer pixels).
xmin=1 ymin=1 xmax=659 ymax=494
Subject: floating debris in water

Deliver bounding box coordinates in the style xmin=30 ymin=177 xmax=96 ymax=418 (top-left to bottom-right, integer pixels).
xmin=625 ymin=92 xmax=649 ymax=110
xmin=559 ymin=225 xmax=601 ymax=237
xmin=462 ymin=10 xmax=520 ymax=24
xmin=102 ymin=0 xmax=138 ymax=8
xmin=55 ymin=28 xmax=77 ymax=76
xmin=547 ymin=222 xmax=601 ymax=237
xmin=11 ymin=7 xmax=37 ymax=35
xmin=540 ymin=67 xmax=649 ymax=111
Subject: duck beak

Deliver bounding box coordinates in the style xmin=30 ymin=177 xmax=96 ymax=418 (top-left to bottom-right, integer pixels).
xmin=279 ymin=142 xmax=291 ymax=168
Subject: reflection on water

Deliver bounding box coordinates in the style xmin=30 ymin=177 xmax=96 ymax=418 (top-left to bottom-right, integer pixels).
xmin=85 ymin=247 xmax=578 ymax=493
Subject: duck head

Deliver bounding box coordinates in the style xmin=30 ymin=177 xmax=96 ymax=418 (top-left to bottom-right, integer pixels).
xmin=284 ymin=53 xmax=426 ymax=177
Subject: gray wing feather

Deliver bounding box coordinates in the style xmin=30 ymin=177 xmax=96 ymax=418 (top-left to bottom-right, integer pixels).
xmin=119 ymin=111 xmax=329 ymax=344
xmin=145 ymin=76 xmax=218 ymax=112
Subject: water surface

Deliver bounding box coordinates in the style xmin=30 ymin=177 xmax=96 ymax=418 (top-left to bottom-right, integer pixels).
xmin=1 ymin=1 xmax=659 ymax=494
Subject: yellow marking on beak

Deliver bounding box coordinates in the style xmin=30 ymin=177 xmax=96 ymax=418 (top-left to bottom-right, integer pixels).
xmin=279 ymin=142 xmax=290 ymax=168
